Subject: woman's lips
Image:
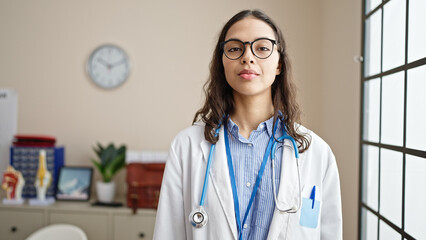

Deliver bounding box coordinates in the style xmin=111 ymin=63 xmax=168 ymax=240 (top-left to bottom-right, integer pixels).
xmin=238 ymin=69 xmax=259 ymax=80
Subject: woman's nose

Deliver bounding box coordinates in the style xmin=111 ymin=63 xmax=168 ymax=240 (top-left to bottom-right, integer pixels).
xmin=240 ymin=44 xmax=255 ymax=64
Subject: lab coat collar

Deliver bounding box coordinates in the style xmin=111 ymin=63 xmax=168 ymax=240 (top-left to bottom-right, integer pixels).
xmin=200 ymin=126 xmax=238 ymax=240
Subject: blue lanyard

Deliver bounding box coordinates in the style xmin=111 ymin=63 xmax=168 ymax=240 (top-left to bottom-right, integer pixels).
xmin=224 ymin=119 xmax=279 ymax=239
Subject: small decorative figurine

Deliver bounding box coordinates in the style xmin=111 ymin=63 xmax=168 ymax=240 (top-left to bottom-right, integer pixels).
xmin=2 ymin=165 xmax=25 ymax=204
xmin=28 ymin=150 xmax=55 ymax=206
xmin=35 ymin=150 xmax=52 ymax=201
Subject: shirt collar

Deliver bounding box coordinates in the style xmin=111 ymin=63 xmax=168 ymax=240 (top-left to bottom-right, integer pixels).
xmin=226 ymin=116 xmax=281 ymax=139
xmin=226 ymin=118 xmax=240 ymax=140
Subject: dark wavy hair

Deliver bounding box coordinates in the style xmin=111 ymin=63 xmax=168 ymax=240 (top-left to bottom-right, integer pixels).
xmin=193 ymin=9 xmax=311 ymax=153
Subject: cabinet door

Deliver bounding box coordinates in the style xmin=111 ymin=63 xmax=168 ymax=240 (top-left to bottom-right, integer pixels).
xmin=0 ymin=209 xmax=45 ymax=240
xmin=114 ymin=214 xmax=156 ymax=240
xmin=50 ymin=211 xmax=108 ymax=240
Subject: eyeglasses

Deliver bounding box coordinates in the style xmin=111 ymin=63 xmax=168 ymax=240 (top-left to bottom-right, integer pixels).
xmin=220 ymin=38 xmax=278 ymax=60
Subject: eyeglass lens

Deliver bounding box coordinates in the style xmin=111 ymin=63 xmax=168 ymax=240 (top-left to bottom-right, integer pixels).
xmin=223 ymin=39 xmax=274 ymax=60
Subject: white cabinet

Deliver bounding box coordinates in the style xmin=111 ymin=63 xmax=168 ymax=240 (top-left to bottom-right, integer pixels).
xmin=0 ymin=208 xmax=45 ymax=240
xmin=114 ymin=213 xmax=156 ymax=240
xmin=0 ymin=201 xmax=156 ymax=240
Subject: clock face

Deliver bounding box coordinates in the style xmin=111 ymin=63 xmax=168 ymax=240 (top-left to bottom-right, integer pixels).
xmin=87 ymin=44 xmax=130 ymax=89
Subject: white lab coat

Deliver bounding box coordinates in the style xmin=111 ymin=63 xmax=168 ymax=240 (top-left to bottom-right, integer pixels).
xmin=154 ymin=122 xmax=342 ymax=240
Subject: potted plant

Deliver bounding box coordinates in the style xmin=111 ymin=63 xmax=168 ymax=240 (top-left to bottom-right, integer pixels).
xmin=92 ymin=143 xmax=126 ymax=203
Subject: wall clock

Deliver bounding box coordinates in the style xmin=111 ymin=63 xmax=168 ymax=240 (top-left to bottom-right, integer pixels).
xmin=87 ymin=44 xmax=130 ymax=89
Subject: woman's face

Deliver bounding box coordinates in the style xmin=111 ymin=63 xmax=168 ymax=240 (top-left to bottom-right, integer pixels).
xmin=222 ymin=17 xmax=280 ymax=99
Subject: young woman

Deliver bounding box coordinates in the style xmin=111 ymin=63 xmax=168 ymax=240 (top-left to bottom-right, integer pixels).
xmin=154 ymin=9 xmax=342 ymax=240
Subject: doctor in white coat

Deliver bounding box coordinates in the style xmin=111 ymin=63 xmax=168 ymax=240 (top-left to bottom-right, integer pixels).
xmin=154 ymin=9 xmax=342 ymax=240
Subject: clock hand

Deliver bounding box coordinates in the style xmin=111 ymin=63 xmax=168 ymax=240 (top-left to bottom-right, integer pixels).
xmin=97 ymin=58 xmax=113 ymax=69
xmin=110 ymin=59 xmax=126 ymax=67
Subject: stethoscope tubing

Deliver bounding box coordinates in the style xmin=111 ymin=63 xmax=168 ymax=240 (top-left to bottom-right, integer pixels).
xmin=271 ymin=134 xmax=302 ymax=213
xmin=199 ymin=127 xmax=221 ymax=207
xmin=199 ymin=141 xmax=217 ymax=206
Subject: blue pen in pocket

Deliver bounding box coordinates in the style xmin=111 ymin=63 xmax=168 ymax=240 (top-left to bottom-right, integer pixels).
xmin=310 ymin=185 xmax=316 ymax=209
xmin=300 ymin=185 xmax=320 ymax=229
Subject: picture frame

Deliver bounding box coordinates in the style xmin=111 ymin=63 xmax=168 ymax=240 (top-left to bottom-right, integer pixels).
xmin=55 ymin=166 xmax=93 ymax=201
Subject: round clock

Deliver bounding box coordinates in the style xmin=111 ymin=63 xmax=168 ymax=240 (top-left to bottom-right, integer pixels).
xmin=87 ymin=44 xmax=130 ymax=89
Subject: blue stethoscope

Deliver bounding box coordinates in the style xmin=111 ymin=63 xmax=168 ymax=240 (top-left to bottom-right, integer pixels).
xmin=189 ymin=117 xmax=302 ymax=238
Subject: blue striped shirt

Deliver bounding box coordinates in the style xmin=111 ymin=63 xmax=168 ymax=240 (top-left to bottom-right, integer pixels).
xmin=226 ymin=117 xmax=283 ymax=240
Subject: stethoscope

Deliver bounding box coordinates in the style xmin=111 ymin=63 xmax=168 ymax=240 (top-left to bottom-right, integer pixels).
xmin=189 ymin=117 xmax=302 ymax=235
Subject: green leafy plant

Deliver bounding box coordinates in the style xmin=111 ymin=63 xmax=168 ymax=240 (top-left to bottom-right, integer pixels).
xmin=91 ymin=143 xmax=126 ymax=182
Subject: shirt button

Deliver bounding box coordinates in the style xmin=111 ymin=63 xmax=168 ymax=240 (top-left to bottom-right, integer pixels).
xmin=244 ymin=224 xmax=248 ymax=229
xmin=246 ymin=182 xmax=251 ymax=187
xmin=247 ymin=143 xmax=253 ymax=147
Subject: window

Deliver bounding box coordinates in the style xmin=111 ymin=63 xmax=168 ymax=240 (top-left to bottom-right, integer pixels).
xmin=360 ymin=0 xmax=426 ymax=239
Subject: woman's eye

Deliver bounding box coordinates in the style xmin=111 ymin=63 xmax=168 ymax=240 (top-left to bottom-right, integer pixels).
xmin=228 ymin=47 xmax=242 ymax=52
xmin=257 ymin=46 xmax=271 ymax=51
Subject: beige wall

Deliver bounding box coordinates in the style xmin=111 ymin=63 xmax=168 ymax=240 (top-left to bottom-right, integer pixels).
xmin=0 ymin=1 xmax=360 ymax=239
xmin=320 ymin=1 xmax=361 ymax=239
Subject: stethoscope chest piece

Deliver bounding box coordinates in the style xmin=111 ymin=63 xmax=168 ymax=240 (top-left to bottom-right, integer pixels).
xmin=189 ymin=207 xmax=208 ymax=228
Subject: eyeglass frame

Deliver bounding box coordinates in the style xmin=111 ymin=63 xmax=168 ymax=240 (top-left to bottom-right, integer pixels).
xmin=220 ymin=37 xmax=278 ymax=60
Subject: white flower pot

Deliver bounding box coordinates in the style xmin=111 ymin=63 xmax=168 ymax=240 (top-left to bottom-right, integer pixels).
xmin=96 ymin=181 xmax=116 ymax=203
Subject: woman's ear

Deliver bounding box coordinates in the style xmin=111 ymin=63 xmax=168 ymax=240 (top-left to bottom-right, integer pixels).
xmin=276 ymin=62 xmax=282 ymax=75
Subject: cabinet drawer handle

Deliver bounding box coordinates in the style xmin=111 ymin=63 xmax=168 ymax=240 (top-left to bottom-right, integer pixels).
xmin=11 ymin=226 xmax=17 ymax=233
xmin=139 ymin=232 xmax=145 ymax=238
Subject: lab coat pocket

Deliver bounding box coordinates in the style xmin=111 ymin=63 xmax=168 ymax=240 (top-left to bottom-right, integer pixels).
xmin=299 ymin=197 xmax=320 ymax=229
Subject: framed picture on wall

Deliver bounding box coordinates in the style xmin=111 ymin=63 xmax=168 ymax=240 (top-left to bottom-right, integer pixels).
xmin=55 ymin=166 xmax=93 ymax=201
